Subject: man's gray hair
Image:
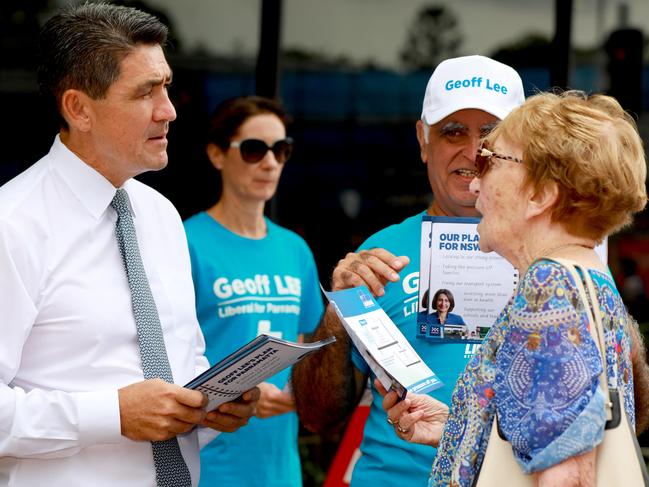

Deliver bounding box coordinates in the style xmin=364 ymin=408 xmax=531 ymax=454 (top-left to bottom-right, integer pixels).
xmin=422 ymin=120 xmax=431 ymax=144
xmin=37 ymin=2 xmax=168 ymax=129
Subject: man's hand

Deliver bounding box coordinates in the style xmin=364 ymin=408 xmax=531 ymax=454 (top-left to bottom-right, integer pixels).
xmin=332 ymin=248 xmax=409 ymax=297
xmin=118 ymin=378 xmax=208 ymax=442
xmin=376 ymin=379 xmax=449 ymax=447
xmin=255 ymin=382 xmax=295 ymax=418
xmin=201 ymin=387 xmax=260 ymax=433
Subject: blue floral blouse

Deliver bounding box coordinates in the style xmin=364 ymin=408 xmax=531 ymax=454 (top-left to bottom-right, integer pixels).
xmin=429 ymin=259 xmax=636 ymax=487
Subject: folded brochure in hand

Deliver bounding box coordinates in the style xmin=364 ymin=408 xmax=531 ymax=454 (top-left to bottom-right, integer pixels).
xmin=186 ymin=334 xmax=336 ymax=412
xmin=324 ymin=286 xmax=443 ymax=400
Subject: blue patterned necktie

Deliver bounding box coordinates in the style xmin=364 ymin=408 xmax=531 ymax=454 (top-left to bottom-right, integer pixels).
xmin=111 ymin=189 xmax=192 ymax=487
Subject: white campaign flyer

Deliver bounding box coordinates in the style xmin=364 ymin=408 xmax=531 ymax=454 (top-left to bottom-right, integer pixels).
xmin=418 ymin=216 xmax=518 ymax=343
xmin=325 ymin=286 xmax=443 ymax=399
xmin=186 ymin=334 xmax=335 ymax=412
xmin=418 ymin=216 xmax=608 ymax=344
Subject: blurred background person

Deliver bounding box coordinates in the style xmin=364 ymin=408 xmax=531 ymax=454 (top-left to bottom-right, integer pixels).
xmin=381 ymin=90 xmax=649 ymax=486
xmin=183 ymin=95 xmax=324 ymax=487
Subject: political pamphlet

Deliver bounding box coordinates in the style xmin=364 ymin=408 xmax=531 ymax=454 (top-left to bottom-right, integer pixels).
xmin=418 ymin=216 xmax=518 ymax=343
xmin=418 ymin=216 xmax=609 ymax=344
xmin=324 ymin=286 xmax=443 ymax=400
xmin=186 ymin=334 xmax=336 ymax=412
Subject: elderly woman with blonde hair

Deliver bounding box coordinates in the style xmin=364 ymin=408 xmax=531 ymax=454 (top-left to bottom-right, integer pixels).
xmin=379 ymin=91 xmax=649 ymax=487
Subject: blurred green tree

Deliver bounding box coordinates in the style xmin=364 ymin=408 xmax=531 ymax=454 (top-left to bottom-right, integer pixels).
xmin=400 ymin=4 xmax=462 ymax=71
xmin=489 ymin=33 xmax=552 ymax=68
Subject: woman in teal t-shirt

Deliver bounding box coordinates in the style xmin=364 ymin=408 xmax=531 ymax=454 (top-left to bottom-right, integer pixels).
xmin=184 ymin=96 xmax=324 ymax=487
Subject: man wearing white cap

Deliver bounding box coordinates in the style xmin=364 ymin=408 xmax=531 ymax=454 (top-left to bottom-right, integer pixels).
xmin=292 ymin=56 xmax=525 ymax=487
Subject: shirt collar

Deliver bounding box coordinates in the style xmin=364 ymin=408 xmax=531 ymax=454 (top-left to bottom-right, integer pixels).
xmin=51 ymin=135 xmax=137 ymax=220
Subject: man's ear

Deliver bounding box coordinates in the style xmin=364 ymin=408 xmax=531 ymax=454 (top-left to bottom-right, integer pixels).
xmin=416 ymin=120 xmax=428 ymax=164
xmin=206 ymin=143 xmax=225 ymax=170
xmin=526 ymin=180 xmax=559 ymax=219
xmin=60 ymin=89 xmax=93 ymax=132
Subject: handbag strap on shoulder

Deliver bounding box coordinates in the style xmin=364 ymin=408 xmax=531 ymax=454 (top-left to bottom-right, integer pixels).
xmin=541 ymin=257 xmax=611 ymax=406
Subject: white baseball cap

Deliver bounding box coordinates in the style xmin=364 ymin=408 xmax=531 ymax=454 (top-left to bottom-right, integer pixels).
xmin=421 ymin=55 xmax=525 ymax=125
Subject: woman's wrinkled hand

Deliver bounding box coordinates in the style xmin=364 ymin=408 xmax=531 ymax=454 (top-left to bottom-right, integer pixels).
xmin=375 ymin=379 xmax=449 ymax=447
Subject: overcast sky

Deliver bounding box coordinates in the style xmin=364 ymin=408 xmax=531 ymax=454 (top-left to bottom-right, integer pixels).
xmin=145 ymin=0 xmax=649 ymax=69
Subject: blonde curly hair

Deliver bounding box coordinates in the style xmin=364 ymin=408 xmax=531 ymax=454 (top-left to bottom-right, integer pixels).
xmin=484 ymin=90 xmax=647 ymax=241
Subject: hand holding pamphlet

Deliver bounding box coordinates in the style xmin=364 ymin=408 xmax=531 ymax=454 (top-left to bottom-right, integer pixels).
xmin=324 ymin=286 xmax=443 ymax=400
xmin=186 ymin=334 xmax=335 ymax=412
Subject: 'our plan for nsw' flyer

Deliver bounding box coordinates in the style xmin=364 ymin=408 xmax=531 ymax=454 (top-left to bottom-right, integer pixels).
xmin=418 ymin=216 xmax=519 ymax=343
xmin=417 ymin=216 xmax=609 ymax=344
xmin=325 ymin=286 xmax=443 ymax=398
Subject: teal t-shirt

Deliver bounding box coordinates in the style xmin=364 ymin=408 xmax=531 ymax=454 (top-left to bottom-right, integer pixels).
xmin=184 ymin=212 xmax=324 ymax=487
xmin=350 ymin=212 xmax=476 ymax=487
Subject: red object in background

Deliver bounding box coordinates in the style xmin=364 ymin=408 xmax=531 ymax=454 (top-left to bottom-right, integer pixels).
xmin=613 ymin=237 xmax=649 ymax=324
xmin=616 ymin=238 xmax=649 ymax=292
xmin=322 ymin=405 xmax=370 ymax=487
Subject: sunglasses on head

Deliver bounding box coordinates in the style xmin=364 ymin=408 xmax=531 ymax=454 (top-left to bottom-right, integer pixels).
xmin=475 ymin=146 xmax=524 ymax=177
xmin=229 ymin=137 xmax=294 ymax=164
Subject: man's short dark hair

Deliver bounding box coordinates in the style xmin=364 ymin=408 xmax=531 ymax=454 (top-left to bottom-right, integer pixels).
xmin=37 ymin=2 xmax=168 ymax=128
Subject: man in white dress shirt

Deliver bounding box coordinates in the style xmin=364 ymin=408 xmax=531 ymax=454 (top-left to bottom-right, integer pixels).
xmin=0 ymin=4 xmax=258 ymax=486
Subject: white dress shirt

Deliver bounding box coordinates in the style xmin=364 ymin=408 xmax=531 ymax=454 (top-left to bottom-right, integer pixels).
xmin=0 ymin=136 xmax=211 ymax=486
